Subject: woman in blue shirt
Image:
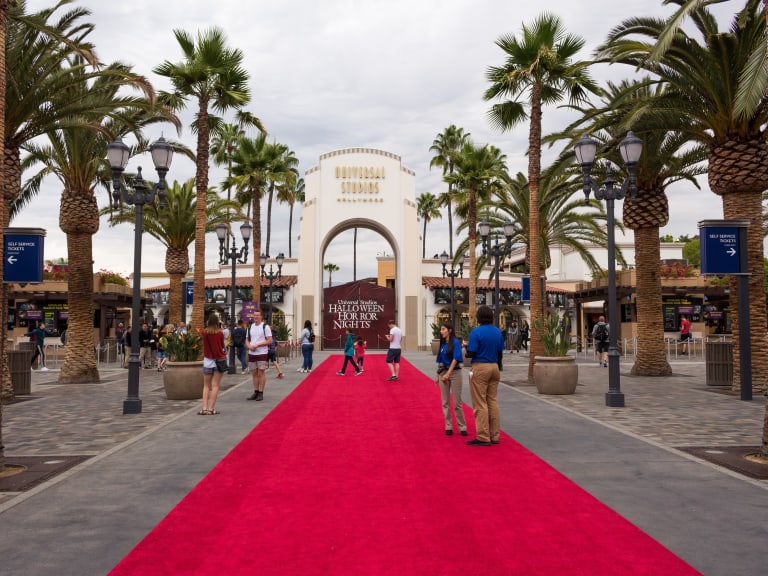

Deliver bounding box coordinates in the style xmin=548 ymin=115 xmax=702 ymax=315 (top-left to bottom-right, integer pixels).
xmin=436 ymin=321 xmax=467 ymax=436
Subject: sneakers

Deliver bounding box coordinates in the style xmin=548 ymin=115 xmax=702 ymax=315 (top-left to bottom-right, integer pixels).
xmin=277 ymin=373 xmax=284 ymax=379
xmin=297 ymin=368 xmax=305 ymax=373
xmin=354 ymin=370 xmax=363 ymax=376
xmin=386 ymin=375 xmax=398 ymax=381
xmin=247 ymin=391 xmax=259 ymax=400
xmin=336 ymin=371 xmax=345 ymax=376
xmin=40 ymin=366 xmax=49 ymax=372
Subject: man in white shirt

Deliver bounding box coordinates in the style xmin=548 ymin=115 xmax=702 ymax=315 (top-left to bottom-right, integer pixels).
xmin=246 ymin=310 xmax=273 ymax=401
xmin=385 ymin=319 xmax=403 ymax=381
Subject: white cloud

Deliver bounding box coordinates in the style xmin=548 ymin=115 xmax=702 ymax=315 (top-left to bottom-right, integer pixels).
xmin=16 ymin=0 xmax=739 ymax=283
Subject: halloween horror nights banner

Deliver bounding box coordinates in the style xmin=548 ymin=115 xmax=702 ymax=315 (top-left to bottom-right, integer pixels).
xmin=323 ymin=281 xmax=395 ymax=350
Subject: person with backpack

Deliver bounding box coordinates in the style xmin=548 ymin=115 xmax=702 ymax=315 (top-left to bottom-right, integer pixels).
xmin=265 ymin=323 xmax=285 ymax=379
xmin=232 ymin=319 xmax=248 ymax=374
xmin=592 ymin=315 xmax=609 ymax=367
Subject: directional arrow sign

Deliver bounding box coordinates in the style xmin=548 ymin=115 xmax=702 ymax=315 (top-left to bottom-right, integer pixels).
xmin=3 ymin=229 xmax=46 ymax=283
xmin=699 ymin=222 xmax=747 ymax=275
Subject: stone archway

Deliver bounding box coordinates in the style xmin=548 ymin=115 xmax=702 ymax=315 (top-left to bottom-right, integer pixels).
xmin=296 ymin=148 xmax=422 ymax=351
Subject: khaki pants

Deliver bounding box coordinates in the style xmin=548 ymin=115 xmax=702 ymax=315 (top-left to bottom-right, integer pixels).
xmin=469 ymin=363 xmax=500 ymax=443
xmin=439 ymin=369 xmax=466 ymax=432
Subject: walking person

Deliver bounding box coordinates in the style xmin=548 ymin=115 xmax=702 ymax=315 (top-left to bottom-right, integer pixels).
xmin=232 ymin=320 xmax=248 ymax=374
xmin=299 ymin=320 xmax=315 ymax=373
xmin=465 ymin=305 xmax=506 ymax=446
xmin=156 ymin=325 xmax=172 ymax=372
xmin=354 ymin=336 xmax=367 ymax=372
xmin=508 ymin=321 xmax=520 ymax=353
xmin=592 ymin=315 xmax=609 ymax=367
xmin=25 ymin=321 xmax=56 ymax=371
xmin=200 ymin=314 xmax=226 ymax=415
xmin=436 ymin=322 xmax=467 ymax=437
xmin=385 ymin=319 xmax=403 ymax=381
xmin=336 ymin=329 xmax=362 ymax=376
xmin=138 ymin=323 xmax=152 ymax=369
xmin=116 ymin=322 xmax=126 ymax=367
xmin=123 ymin=324 xmax=132 ymax=369
xmin=246 ymin=310 xmax=272 ymax=401
xmin=680 ymin=315 xmax=692 ymax=355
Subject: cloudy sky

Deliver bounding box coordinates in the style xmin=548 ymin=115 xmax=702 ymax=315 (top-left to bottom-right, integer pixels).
xmin=18 ymin=0 xmax=738 ymax=283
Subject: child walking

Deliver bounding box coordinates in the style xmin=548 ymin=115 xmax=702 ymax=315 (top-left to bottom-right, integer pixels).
xmin=354 ymin=336 xmax=367 ymax=372
xmin=336 ymin=329 xmax=362 ymax=376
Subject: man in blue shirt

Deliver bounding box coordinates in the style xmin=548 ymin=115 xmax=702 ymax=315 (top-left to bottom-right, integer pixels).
xmin=465 ymin=305 xmax=505 ymax=446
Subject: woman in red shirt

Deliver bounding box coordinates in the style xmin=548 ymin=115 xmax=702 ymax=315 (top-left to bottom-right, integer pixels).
xmin=201 ymin=314 xmax=227 ymax=414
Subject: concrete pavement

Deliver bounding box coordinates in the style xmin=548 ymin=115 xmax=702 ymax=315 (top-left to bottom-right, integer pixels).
xmin=0 ymin=350 xmax=766 ymax=575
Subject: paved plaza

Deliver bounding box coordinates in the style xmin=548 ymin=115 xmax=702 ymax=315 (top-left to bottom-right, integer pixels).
xmin=0 ymin=350 xmax=766 ymax=575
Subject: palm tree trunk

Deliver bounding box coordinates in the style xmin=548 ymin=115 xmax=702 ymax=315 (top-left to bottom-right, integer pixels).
xmin=422 ymin=218 xmax=427 ymax=258
xmin=468 ymin=187 xmax=478 ymax=323
xmin=723 ymin=190 xmax=768 ymax=394
xmin=251 ymin=191 xmax=262 ymax=305
xmin=288 ymin=203 xmax=294 ymax=258
xmin=0 ymin=0 xmax=8 ymax=470
xmin=60 ymin=232 xmax=100 ymax=383
xmin=527 ymin=85 xmax=544 ymax=381
xmin=192 ymin=96 xmax=211 ymax=332
xmin=266 ymin=183 xmax=275 ymax=257
xmin=630 ymin=227 xmax=672 ymax=375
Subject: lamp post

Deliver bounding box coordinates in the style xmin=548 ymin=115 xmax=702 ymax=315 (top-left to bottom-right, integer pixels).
xmin=478 ymin=218 xmax=515 ymax=327
xmin=574 ymin=131 xmax=642 ymax=408
xmin=260 ymin=252 xmax=284 ymax=325
xmin=216 ymin=221 xmax=252 ymax=374
xmin=440 ymin=251 xmax=465 ymax=326
xmin=107 ymin=136 xmax=173 ymax=414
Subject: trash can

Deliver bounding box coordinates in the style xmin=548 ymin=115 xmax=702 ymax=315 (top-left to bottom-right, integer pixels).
xmin=9 ymin=349 xmax=33 ymax=395
xmin=705 ymin=340 xmax=733 ymax=386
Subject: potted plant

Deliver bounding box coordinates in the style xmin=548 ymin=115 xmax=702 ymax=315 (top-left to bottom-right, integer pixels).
xmin=532 ymin=314 xmax=577 ymax=395
xmin=271 ymin=323 xmax=292 ymax=358
xmin=430 ymin=323 xmax=441 ymax=355
xmin=162 ymin=329 xmax=204 ymax=400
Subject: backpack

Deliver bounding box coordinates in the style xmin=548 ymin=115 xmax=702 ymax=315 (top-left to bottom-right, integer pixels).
xmin=266 ymin=325 xmax=277 ymax=354
xmin=595 ymin=323 xmax=608 ymax=343
xmin=310 ymin=332 xmax=315 ymax=343
xmin=232 ymin=329 xmax=245 ymax=347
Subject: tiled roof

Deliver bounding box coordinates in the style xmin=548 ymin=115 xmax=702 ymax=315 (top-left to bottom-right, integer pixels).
xmin=421 ymin=276 xmax=569 ymax=294
xmin=145 ymin=275 xmax=298 ymax=292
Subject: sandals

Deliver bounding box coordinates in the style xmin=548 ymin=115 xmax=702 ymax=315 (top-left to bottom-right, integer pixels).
xmin=197 ymin=409 xmax=221 ymax=415
xmin=209 ymin=410 xmax=220 ymax=415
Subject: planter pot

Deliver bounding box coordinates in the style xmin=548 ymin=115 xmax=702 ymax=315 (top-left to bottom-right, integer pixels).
xmin=430 ymin=339 xmax=440 ymax=355
xmin=163 ymin=361 xmax=204 ymax=400
xmin=533 ymin=356 xmax=578 ymax=395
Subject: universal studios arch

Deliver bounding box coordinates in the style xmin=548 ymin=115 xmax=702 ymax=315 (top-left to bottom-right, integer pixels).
xmin=296 ymin=148 xmax=423 ymax=351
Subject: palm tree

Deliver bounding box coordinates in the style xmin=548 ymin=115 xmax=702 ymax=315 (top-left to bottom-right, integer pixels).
xmin=230 ymin=133 xmax=270 ymax=303
xmin=324 ymin=263 xmax=340 ymax=288
xmin=103 ymin=178 xmax=239 ymax=325
xmin=19 ymin=61 xmax=178 ymax=384
xmin=484 ymin=12 xmax=600 ymax=379
xmin=416 ymin=192 xmax=442 ymax=258
xmin=264 ymin=143 xmax=298 ymax=258
xmin=429 ymin=125 xmax=470 ymax=258
xmin=549 ymin=79 xmax=708 ymax=376
xmin=284 ymin=177 xmax=304 ymax=258
xmin=154 ymin=26 xmax=252 ymax=332
xmin=458 ymin=170 xmax=617 ymax=277
xmin=445 ymin=141 xmax=507 ymax=322
xmin=597 ymin=0 xmax=768 ymax=394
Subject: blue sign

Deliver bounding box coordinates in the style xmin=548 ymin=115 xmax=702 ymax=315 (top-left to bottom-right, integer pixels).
xmin=699 ymin=221 xmax=747 ymax=275
xmin=185 ymin=280 xmax=194 ymax=304
xmin=3 ymin=228 xmax=46 ymax=283
xmin=522 ymin=276 xmax=530 ymax=302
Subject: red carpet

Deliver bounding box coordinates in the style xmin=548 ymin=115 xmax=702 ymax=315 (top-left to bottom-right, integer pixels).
xmin=110 ymin=356 xmax=701 ymax=575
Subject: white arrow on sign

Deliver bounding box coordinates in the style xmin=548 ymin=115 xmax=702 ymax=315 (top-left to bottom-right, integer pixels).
xmin=7 ymin=255 xmax=17 ymax=265
xmin=727 ymin=248 xmax=736 ymax=256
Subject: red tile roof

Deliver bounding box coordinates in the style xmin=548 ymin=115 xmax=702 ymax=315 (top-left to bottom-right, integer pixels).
xmin=422 ymin=276 xmax=568 ymax=293
xmin=145 ymin=275 xmax=298 ymax=292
